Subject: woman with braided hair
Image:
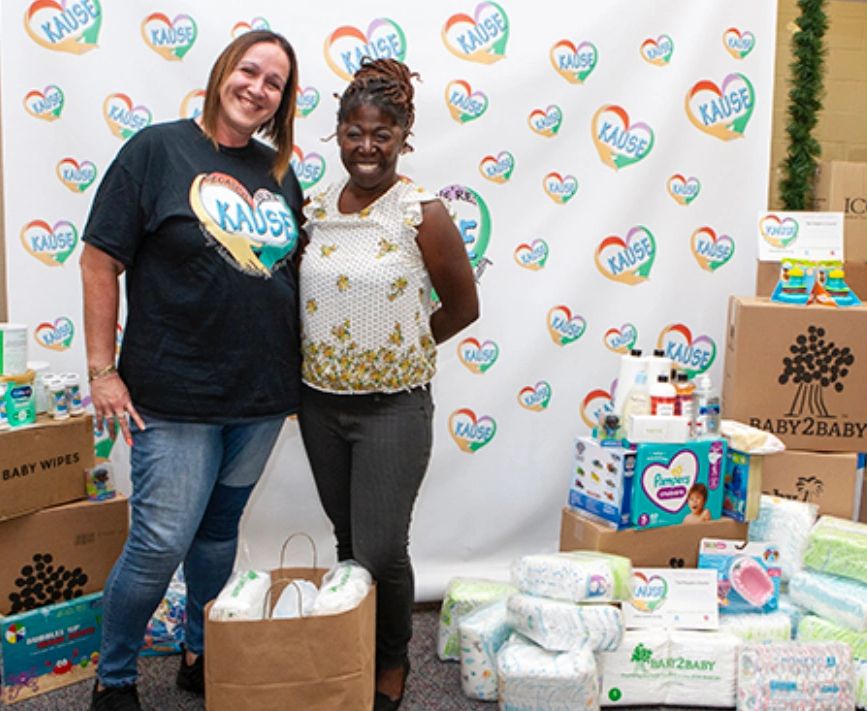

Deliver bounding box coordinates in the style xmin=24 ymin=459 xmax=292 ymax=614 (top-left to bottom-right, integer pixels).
xmin=298 ymin=58 xmax=478 ymax=709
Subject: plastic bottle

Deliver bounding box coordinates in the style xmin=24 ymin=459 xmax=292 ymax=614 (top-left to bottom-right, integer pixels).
xmin=649 ymin=374 xmax=677 ymax=416
xmin=63 ymin=373 xmax=85 ymax=416
xmin=47 ymin=376 xmax=69 ymax=420
xmin=674 ymin=371 xmax=696 ymax=420
xmin=646 ymin=349 xmax=672 ymax=387
xmin=612 ymin=349 xmax=645 ymax=417
xmin=694 ymin=373 xmax=720 ymax=436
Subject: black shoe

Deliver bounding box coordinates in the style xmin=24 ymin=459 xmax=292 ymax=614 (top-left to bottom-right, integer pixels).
xmin=91 ymin=681 xmax=142 ymax=711
xmin=373 ymin=659 xmax=409 ymax=711
xmin=176 ymin=650 xmax=204 ymax=695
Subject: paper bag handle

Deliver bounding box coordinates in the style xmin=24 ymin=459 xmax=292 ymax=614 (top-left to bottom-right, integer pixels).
xmin=262 ymin=578 xmax=307 ymax=620
xmin=279 ymin=532 xmax=318 ymax=569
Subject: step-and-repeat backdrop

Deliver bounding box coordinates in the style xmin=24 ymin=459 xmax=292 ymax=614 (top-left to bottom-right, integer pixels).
xmin=1 ymin=1 xmax=776 ymax=597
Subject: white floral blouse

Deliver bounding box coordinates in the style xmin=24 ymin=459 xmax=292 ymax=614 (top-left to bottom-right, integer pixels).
xmin=300 ymin=177 xmax=439 ymax=394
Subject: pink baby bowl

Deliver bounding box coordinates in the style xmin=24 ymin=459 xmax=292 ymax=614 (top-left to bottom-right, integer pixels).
xmin=729 ymin=556 xmax=774 ymax=607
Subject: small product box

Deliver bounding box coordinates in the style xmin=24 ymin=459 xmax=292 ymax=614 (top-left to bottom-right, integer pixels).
xmin=722 ymin=449 xmax=763 ymax=523
xmin=0 ymin=592 xmax=102 ymax=704
xmin=631 ymin=439 xmax=726 ymax=529
xmin=568 ymin=436 xmax=635 ymax=529
xmin=698 ymin=538 xmax=781 ymax=614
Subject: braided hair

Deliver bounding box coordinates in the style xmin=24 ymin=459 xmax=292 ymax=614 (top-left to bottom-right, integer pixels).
xmin=337 ymin=58 xmax=420 ymax=150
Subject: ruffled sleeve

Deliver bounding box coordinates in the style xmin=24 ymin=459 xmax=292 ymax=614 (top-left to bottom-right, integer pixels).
xmin=399 ymin=180 xmax=443 ymax=228
xmin=302 ymin=182 xmax=338 ymax=223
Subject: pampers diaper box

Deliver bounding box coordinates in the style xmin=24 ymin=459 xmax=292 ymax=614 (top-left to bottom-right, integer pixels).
xmin=631 ymin=439 xmax=726 ymax=530
xmin=569 ymin=437 xmax=635 ymax=529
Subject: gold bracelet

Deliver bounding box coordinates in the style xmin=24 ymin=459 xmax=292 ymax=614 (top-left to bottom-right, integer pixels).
xmin=87 ymin=364 xmax=117 ymax=382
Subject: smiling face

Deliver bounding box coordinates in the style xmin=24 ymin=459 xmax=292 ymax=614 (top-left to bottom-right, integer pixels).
xmin=688 ymin=490 xmax=705 ymax=513
xmin=337 ymin=103 xmax=407 ymax=196
xmin=215 ymin=41 xmax=290 ymax=146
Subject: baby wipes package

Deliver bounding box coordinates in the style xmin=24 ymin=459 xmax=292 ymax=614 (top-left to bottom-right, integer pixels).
xmin=698 ymin=539 xmax=781 ymax=614
xmin=511 ymin=551 xmax=632 ymax=603
xmin=311 ymin=560 xmax=372 ymax=616
xmin=209 ymin=569 xmax=271 ymax=621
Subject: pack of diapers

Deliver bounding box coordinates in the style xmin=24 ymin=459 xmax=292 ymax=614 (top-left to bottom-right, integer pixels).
xmin=748 ymin=495 xmax=817 ymax=582
xmin=718 ymin=611 xmax=792 ymax=643
xmin=797 ymin=614 xmax=867 ymax=659
xmin=209 ymin=569 xmax=271 ymax=621
xmin=496 ymin=633 xmax=600 ymax=711
xmin=803 ymin=515 xmax=867 ymax=587
xmin=737 ymin=641 xmax=855 ymax=710
xmin=311 ymin=560 xmax=372 ymax=616
xmin=510 ymin=551 xmax=632 ymax=603
xmin=698 ymin=539 xmax=781 ymax=614
xmin=459 ymin=600 xmax=511 ymax=701
xmin=597 ymin=628 xmax=740 ymax=707
xmin=789 ymin=568 xmax=867 ymax=632
xmin=506 ymin=593 xmax=622 ymax=652
xmin=438 ymin=577 xmax=517 ymax=661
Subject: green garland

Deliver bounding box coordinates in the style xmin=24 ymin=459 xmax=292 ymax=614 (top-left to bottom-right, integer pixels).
xmin=779 ymin=0 xmax=828 ymax=209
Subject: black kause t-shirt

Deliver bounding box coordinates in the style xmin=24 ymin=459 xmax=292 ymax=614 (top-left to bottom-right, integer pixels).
xmin=84 ymin=119 xmax=303 ymax=421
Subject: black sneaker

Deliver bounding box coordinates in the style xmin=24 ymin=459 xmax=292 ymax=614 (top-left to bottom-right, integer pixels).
xmin=176 ymin=650 xmax=204 ymax=695
xmin=91 ymin=681 xmax=142 ymax=711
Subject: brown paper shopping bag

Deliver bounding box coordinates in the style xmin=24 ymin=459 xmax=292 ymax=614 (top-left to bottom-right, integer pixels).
xmin=204 ymin=534 xmax=375 ymax=711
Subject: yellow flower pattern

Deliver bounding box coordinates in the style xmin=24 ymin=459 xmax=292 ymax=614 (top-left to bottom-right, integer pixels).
xmin=337 ymin=275 xmax=350 ymax=292
xmin=306 ymin=299 xmax=318 ymax=314
xmin=388 ymin=277 xmax=408 ymax=301
xmin=376 ymin=239 xmax=398 ymax=259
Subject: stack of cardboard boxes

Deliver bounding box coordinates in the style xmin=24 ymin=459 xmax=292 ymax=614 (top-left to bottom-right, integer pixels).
xmin=0 ymin=416 xmax=128 ymax=704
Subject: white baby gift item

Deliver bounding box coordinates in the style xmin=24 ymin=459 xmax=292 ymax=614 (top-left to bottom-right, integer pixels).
xmin=496 ymin=633 xmax=600 ymax=711
xmin=209 ymin=570 xmax=271 ymax=621
xmin=597 ymin=628 xmax=740 ymax=707
xmin=789 ymin=568 xmax=867 ymax=632
xmin=271 ymin=579 xmax=318 ymax=619
xmin=510 ymin=551 xmax=632 ymax=604
xmin=311 ymin=560 xmax=372 ymax=615
xmin=748 ymin=495 xmax=817 ymax=582
xmin=459 ymin=600 xmax=511 ymax=701
xmin=736 ymin=641 xmax=855 ymax=710
xmin=438 ymin=577 xmax=517 ymax=660
xmin=718 ymin=611 xmax=792 ymax=643
xmin=506 ymin=593 xmax=623 ymax=652
xmin=803 ymin=515 xmax=867 ymax=587
xmin=797 ymin=614 xmax=867 ymax=658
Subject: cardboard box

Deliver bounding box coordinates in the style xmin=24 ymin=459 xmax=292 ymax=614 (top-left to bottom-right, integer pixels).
xmin=0 ymin=415 xmax=93 ymax=522
xmin=724 ymin=296 xmax=867 ymax=452
xmin=559 ymin=507 xmax=748 ymax=568
xmin=1 ymin=592 xmax=102 ymax=704
xmin=569 ymin=437 xmax=635 ymax=529
xmin=760 ymin=450 xmax=864 ymax=520
xmin=814 ymin=160 xmax=867 ymax=260
xmin=755 ymin=260 xmax=867 ymax=301
xmin=0 ymin=496 xmax=128 ymax=616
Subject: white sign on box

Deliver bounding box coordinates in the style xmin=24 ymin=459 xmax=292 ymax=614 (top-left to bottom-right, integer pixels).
xmin=622 ymin=568 xmax=718 ymax=630
xmin=757 ymin=211 xmax=844 ymax=261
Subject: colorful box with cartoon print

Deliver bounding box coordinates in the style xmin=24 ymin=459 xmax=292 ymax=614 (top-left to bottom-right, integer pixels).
xmin=568 ymin=437 xmax=636 ymax=529
xmin=630 ymin=439 xmax=726 ymax=529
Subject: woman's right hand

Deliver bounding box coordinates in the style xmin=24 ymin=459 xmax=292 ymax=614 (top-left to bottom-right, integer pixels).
xmin=90 ymin=372 xmax=145 ymax=445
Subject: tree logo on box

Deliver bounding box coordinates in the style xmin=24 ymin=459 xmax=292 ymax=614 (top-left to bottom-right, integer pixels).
xmin=779 ymin=326 xmax=853 ymax=417
xmin=9 ymin=553 xmax=88 ymax=614
xmin=795 ymin=475 xmax=824 ymax=501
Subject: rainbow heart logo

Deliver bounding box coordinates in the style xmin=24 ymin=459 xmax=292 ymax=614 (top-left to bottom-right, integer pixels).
xmin=667 ymin=174 xmax=701 ymax=206
xmin=640 ymin=34 xmax=674 ymax=66
xmin=442 ymin=2 xmax=509 ymax=64
xmin=594 ymin=226 xmax=656 ymax=285
xmin=103 ymin=93 xmax=152 ymax=140
xmin=691 ymin=226 xmax=735 ymax=272
xmin=641 ymin=450 xmax=698 ymax=514
xmin=759 ymin=214 xmax=799 ymax=248
xmin=23 ymin=85 xmax=64 ymax=121
xmin=446 ymin=80 xmax=489 ymax=124
xmin=686 ymin=73 xmax=755 ymax=141
xmin=457 ymin=337 xmax=500 ymax=374
xmin=190 ymin=172 xmax=299 ymax=277
xmin=723 ymin=27 xmax=755 ymax=60
xmin=34 ymin=317 xmax=74 ymax=351
xmin=24 ymin=0 xmax=102 ymax=54
xmin=581 ymin=387 xmax=613 ymax=429
xmin=56 ymin=157 xmax=97 ymax=193
xmin=592 ymin=105 xmax=654 ymax=170
xmin=518 ymin=381 xmax=552 ymax=412
xmin=543 ymin=172 xmax=578 ymax=205
xmin=631 ymin=572 xmax=670 ymax=612
xmin=141 ymin=12 xmax=197 ymax=60
xmin=528 ymin=105 xmax=563 ymax=137
xmin=550 ymin=39 xmax=597 ymax=84
xmin=231 ymin=16 xmax=270 ymax=39
xmin=603 ymin=323 xmax=639 ymax=354
xmin=449 ymin=408 xmax=497 ymax=453
xmin=324 ymin=19 xmax=407 ymax=82
xmin=656 ymin=324 xmax=716 ymax=378
xmin=291 ymin=146 xmax=326 ymax=191
xmin=179 ymin=88 xmax=205 ymax=119
xmin=437 ymin=185 xmax=491 ymax=269
xmin=296 ymin=86 xmax=320 ymax=118
xmin=513 ymin=239 xmax=549 ymax=270
xmin=547 ymin=306 xmax=586 ymax=346
xmin=479 ymin=151 xmax=515 ymax=184
xmin=20 ymin=219 xmax=78 ymax=266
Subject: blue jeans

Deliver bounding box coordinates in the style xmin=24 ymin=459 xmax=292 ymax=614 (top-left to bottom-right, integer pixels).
xmin=98 ymin=414 xmax=284 ymax=687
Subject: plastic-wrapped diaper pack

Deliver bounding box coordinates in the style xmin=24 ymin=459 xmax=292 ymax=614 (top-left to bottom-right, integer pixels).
xmin=496 ymin=633 xmax=600 ymax=711
xmin=789 ymin=568 xmax=867 ymax=632
xmin=797 ymin=614 xmax=867 ymax=658
xmin=597 ymin=628 xmax=740 ymax=707
xmin=271 ymin=579 xmax=318 ymax=619
xmin=803 ymin=515 xmax=867 ymax=587
xmin=438 ymin=577 xmax=517 ymax=661
xmin=510 ymin=551 xmax=632 ymax=603
xmin=459 ymin=600 xmax=511 ymax=701
xmin=311 ymin=560 xmax=372 ymax=615
xmin=718 ymin=611 xmax=792 ymax=643
xmin=748 ymin=495 xmax=817 ymax=582
xmin=737 ymin=641 xmax=855 ymax=710
xmin=506 ymin=593 xmax=622 ymax=652
xmin=209 ymin=569 xmax=271 ymax=621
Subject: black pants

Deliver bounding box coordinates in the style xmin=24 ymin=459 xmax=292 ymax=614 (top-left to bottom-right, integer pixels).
xmin=299 ymin=384 xmax=433 ymax=669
